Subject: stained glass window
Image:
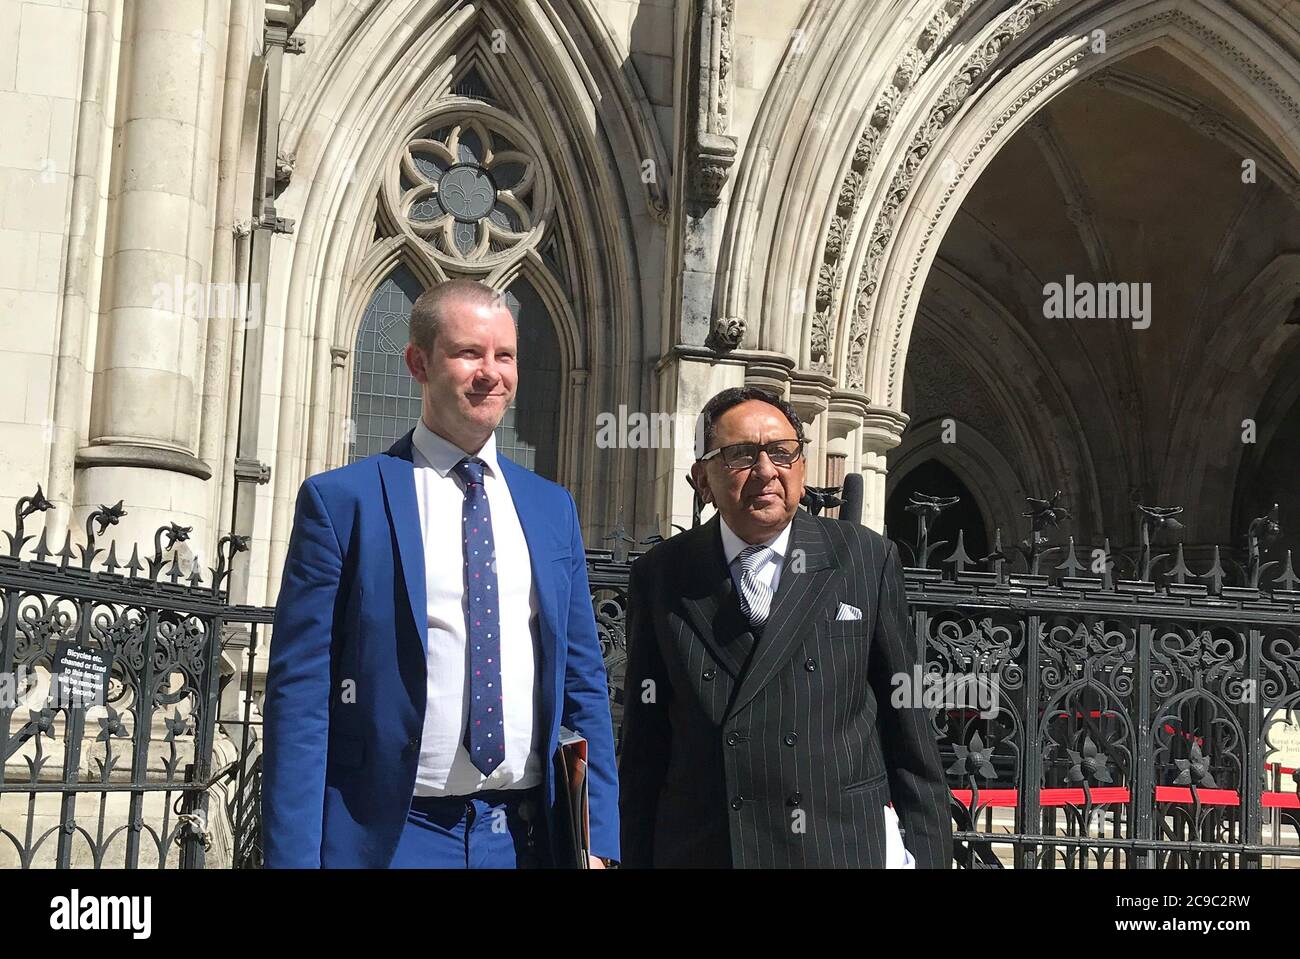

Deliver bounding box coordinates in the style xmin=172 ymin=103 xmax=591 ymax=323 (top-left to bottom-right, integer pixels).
xmin=348 ymin=265 xmax=425 ymax=461
xmin=497 ymin=277 xmax=561 ymax=479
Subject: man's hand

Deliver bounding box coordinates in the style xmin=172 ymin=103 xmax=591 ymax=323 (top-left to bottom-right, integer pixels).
xmin=588 ymin=854 xmax=607 ymax=869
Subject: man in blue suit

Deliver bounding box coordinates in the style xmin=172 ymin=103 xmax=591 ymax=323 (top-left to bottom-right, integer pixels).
xmin=263 ymin=278 xmax=618 ymax=868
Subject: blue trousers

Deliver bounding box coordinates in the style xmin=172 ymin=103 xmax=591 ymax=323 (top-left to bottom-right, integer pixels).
xmin=389 ymin=788 xmax=548 ymax=869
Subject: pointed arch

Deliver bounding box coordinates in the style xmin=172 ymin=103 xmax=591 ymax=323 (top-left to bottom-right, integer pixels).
xmin=843 ymin=0 xmax=1300 ymax=413
xmin=262 ymin=0 xmax=669 ymax=596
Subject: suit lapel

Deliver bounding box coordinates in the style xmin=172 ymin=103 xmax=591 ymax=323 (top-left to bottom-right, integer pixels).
xmin=728 ymin=510 xmax=839 ymax=717
xmin=677 ymin=516 xmax=751 ymax=680
xmin=379 ymin=429 xmax=428 ymax=654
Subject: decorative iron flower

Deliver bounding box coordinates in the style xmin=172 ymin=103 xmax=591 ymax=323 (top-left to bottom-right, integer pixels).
xmin=1136 ymin=504 xmax=1185 ymax=533
xmin=19 ymin=485 xmax=53 ymax=519
xmin=96 ymin=706 xmax=129 ymax=742
xmin=1173 ymin=741 xmax=1217 ymax=788
xmin=947 ymin=730 xmax=996 ymax=780
xmin=164 ymin=708 xmax=191 ymax=742
xmin=907 ymin=493 xmax=959 ymax=522
xmin=91 ymin=500 xmax=127 ymax=536
xmin=29 ymin=706 xmax=57 ymax=735
xmin=1023 ymin=490 xmax=1070 ymax=530
xmin=401 ymin=120 xmax=535 ymax=259
xmin=163 ymin=524 xmax=192 ymax=549
xmin=1065 ymin=734 xmax=1113 ymax=785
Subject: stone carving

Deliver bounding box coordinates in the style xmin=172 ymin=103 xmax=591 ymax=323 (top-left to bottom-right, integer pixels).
xmin=825 ymin=216 xmax=847 ymax=257
xmin=686 ymin=142 xmax=738 ymax=201
xmin=712 ymin=0 xmax=733 ymax=134
xmin=706 ymin=314 xmax=745 ymax=351
xmin=845 ymin=0 xmax=1066 ymax=393
xmin=1189 ymin=103 xmax=1226 ymax=138
xmin=816 ymin=262 xmax=835 ymax=309
xmin=807 ymin=0 xmax=978 ymax=371
xmin=810 ymin=311 xmax=830 ymax=366
xmin=688 ymin=0 xmax=738 ymax=205
xmin=385 ymin=104 xmax=549 ymax=269
xmin=275 ymin=149 xmax=295 ymax=196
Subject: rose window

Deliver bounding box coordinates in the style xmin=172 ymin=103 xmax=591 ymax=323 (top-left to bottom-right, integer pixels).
xmin=399 ymin=118 xmax=537 ymax=260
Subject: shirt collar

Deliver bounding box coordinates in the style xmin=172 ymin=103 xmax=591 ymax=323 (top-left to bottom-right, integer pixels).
xmin=718 ymin=513 xmax=793 ymax=567
xmin=411 ymin=418 xmax=501 ymax=479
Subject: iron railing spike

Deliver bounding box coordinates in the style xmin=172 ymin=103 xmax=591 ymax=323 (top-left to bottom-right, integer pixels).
xmin=1167 ymin=543 xmax=1192 ymax=585
xmin=57 ymin=530 xmax=76 ymax=569
xmin=32 ymin=527 xmax=51 ymax=564
xmin=1201 ymin=545 xmax=1226 ymax=595
xmin=1056 ymin=535 xmax=1085 ymax=577
xmin=944 ymin=528 xmax=973 ymax=573
xmin=1277 ymin=550 xmax=1298 ymax=592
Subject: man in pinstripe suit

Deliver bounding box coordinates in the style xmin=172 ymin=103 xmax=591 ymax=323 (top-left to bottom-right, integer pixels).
xmin=618 ymin=387 xmax=951 ymax=868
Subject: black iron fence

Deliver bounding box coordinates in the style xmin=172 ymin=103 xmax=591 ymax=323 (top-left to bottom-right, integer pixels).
xmin=2 ymin=484 xmax=1297 ymax=868
xmin=0 ymin=488 xmax=248 ymax=867
xmin=585 ymin=494 xmax=1300 ymax=869
xmin=897 ymin=494 xmax=1300 ymax=869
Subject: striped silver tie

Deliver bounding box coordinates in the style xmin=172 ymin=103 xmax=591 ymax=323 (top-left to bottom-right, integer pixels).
xmin=736 ymin=544 xmax=774 ymax=627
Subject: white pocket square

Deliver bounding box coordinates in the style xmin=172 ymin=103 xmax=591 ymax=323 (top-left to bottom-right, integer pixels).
xmin=835 ymin=602 xmax=862 ymax=621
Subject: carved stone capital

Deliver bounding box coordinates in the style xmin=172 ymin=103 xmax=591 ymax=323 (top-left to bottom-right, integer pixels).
xmin=689 ymin=133 xmax=738 ymax=204
xmin=860 ymin=404 xmax=909 ymax=455
xmin=788 ymin=370 xmax=835 ymax=428
xmin=826 ymin=391 xmax=870 ymax=442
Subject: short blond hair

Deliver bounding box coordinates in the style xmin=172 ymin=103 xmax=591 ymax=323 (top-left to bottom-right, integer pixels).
xmin=409 ymin=278 xmax=507 ymax=352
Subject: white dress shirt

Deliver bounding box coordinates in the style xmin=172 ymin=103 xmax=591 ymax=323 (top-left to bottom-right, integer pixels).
xmin=719 ymin=515 xmax=792 ymax=596
xmin=717 ymin=512 xmax=915 ymax=867
xmin=410 ymin=419 xmax=542 ymax=795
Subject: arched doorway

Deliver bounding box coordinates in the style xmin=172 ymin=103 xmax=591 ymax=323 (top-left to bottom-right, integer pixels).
xmin=886 ymin=459 xmax=989 ymax=562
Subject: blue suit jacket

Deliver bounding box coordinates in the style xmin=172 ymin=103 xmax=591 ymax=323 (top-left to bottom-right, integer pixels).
xmin=262 ymin=428 xmax=619 ymax=867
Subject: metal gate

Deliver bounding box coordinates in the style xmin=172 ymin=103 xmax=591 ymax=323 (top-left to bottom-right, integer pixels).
xmin=0 ymin=488 xmax=247 ymax=868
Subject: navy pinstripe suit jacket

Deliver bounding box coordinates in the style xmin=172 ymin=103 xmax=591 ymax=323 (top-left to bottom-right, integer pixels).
xmin=618 ymin=510 xmax=952 ymax=868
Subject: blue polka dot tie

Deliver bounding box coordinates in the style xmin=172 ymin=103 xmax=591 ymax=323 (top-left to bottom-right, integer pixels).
xmin=453 ymin=456 xmax=504 ymax=776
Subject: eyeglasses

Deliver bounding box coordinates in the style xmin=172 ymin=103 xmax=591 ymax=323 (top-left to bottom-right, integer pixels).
xmin=699 ymin=439 xmax=805 ymax=470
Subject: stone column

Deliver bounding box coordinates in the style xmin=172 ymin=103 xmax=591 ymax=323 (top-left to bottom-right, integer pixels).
xmin=75 ymin=0 xmax=227 ymax=558
xmin=825 ymin=391 xmax=867 ymax=521
xmin=860 ymin=404 xmax=908 ymax=534
xmin=787 ymin=370 xmax=833 ymax=487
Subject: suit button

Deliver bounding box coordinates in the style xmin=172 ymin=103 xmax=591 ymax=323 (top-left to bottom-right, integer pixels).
xmin=784 ymin=732 xmax=798 ymax=747
xmin=702 ymin=668 xmax=716 ymax=681
xmin=804 ymin=658 xmax=817 ymax=672
xmin=788 ymin=792 xmax=802 ymax=807
xmin=730 ymin=796 xmax=744 ymax=810
xmin=726 ymin=731 xmax=740 ymax=746
xmin=405 ymin=736 xmax=419 ymax=754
